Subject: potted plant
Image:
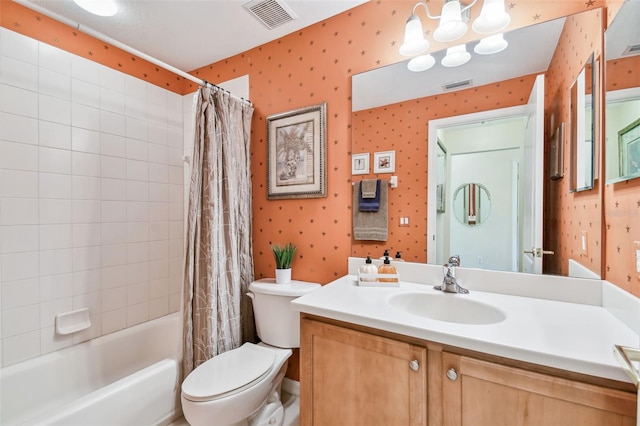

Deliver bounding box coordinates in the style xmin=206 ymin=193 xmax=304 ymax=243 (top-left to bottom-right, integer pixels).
xmin=271 ymin=242 xmax=297 ymax=284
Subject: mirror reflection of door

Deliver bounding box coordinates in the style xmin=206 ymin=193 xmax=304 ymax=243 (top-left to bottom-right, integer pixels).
xmin=434 ymin=113 xmax=526 ymax=272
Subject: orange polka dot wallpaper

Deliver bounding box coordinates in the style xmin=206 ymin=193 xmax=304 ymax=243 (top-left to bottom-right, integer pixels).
xmin=2 ymin=0 xmax=637 ymax=297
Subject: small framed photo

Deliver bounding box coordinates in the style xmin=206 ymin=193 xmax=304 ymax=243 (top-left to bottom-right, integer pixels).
xmin=373 ymin=150 xmax=395 ymax=174
xmin=351 ymin=153 xmax=370 ymax=175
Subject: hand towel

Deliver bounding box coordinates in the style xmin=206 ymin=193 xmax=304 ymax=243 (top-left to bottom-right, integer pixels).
xmin=360 ymin=179 xmax=378 ymax=198
xmin=359 ymin=179 xmax=380 ymax=212
xmin=353 ymin=182 xmax=388 ymax=241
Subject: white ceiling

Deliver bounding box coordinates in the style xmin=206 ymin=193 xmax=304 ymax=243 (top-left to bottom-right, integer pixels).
xmin=21 ymin=0 xmax=367 ymax=71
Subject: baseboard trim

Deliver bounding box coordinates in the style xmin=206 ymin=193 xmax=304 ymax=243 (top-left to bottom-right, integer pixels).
xmin=282 ymin=377 xmax=300 ymax=397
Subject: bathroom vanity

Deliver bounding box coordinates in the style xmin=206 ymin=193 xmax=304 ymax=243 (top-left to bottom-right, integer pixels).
xmin=291 ymin=259 xmax=639 ymax=425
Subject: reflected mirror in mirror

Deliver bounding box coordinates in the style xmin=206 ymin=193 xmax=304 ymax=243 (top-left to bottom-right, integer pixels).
xmin=605 ymin=0 xmax=640 ymax=184
xmin=452 ymin=183 xmax=491 ymax=225
xmin=569 ymin=53 xmax=596 ymax=192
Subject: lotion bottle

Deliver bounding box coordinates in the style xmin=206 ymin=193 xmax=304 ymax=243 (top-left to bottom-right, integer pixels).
xmin=394 ymin=251 xmax=405 ymax=262
xmin=378 ymin=256 xmax=398 ymax=282
xmin=359 ymin=256 xmax=377 ymax=282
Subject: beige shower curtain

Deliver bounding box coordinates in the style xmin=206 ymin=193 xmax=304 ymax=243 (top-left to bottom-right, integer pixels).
xmin=182 ymin=87 xmax=255 ymax=379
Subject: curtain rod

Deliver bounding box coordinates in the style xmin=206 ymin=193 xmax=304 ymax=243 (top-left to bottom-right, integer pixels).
xmin=12 ymin=0 xmax=252 ymax=107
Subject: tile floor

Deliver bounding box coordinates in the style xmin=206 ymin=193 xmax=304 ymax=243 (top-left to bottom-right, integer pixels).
xmin=169 ymin=390 xmax=300 ymax=426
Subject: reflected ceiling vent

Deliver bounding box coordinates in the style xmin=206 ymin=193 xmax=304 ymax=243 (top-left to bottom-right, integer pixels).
xmin=622 ymin=44 xmax=640 ymax=56
xmin=243 ymin=0 xmax=298 ymax=30
xmin=442 ymin=79 xmax=473 ymax=91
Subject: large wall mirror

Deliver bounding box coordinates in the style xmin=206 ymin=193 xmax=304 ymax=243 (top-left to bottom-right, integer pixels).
xmin=605 ymin=0 xmax=640 ymax=184
xmin=351 ymin=9 xmax=605 ymax=278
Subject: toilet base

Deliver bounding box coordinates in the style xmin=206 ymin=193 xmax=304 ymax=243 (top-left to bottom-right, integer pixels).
xmin=248 ymin=389 xmax=285 ymax=426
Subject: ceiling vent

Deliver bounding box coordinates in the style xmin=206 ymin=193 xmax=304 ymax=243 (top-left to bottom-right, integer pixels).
xmin=243 ymin=0 xmax=298 ymax=30
xmin=442 ymin=79 xmax=473 ymax=91
xmin=622 ymin=44 xmax=640 ymax=56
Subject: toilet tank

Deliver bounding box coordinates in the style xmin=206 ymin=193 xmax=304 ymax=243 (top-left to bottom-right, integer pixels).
xmin=248 ymin=279 xmax=320 ymax=348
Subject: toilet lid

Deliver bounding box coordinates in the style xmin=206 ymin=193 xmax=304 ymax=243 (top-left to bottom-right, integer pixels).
xmin=182 ymin=343 xmax=275 ymax=402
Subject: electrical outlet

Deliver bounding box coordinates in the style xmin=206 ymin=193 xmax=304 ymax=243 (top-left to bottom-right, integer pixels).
xmin=399 ymin=217 xmax=410 ymax=227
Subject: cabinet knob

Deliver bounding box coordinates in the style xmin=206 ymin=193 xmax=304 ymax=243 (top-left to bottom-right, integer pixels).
xmin=446 ymin=368 xmax=458 ymax=381
xmin=409 ymin=359 xmax=420 ymax=371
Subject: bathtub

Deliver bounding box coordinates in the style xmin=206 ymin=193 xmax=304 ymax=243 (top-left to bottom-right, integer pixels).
xmin=1 ymin=312 xmax=182 ymax=425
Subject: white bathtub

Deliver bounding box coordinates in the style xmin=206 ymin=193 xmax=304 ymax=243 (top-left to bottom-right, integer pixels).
xmin=1 ymin=312 xmax=182 ymax=426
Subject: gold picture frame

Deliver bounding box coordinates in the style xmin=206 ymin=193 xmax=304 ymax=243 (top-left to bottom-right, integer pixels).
xmin=267 ymin=103 xmax=327 ymax=199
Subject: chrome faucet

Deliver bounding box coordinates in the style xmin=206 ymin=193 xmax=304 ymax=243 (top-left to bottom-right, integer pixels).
xmin=434 ymin=255 xmax=469 ymax=294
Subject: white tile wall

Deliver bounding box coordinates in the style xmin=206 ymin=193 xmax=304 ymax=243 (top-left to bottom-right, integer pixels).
xmin=0 ymin=28 xmax=184 ymax=366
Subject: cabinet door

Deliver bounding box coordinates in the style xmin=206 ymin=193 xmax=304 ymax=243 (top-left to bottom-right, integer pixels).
xmin=300 ymin=318 xmax=427 ymax=426
xmin=442 ymin=352 xmax=637 ymax=426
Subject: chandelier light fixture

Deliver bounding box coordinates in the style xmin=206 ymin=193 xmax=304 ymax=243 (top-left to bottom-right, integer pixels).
xmin=399 ymin=0 xmax=511 ymax=71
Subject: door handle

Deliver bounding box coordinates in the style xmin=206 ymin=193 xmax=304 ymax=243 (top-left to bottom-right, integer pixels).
xmin=523 ymin=248 xmax=555 ymax=257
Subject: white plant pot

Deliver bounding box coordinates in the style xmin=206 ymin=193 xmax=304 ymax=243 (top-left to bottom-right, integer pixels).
xmin=275 ymin=268 xmax=292 ymax=284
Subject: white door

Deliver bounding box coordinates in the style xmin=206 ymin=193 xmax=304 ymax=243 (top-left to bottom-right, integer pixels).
xmin=521 ymin=74 xmax=545 ymax=274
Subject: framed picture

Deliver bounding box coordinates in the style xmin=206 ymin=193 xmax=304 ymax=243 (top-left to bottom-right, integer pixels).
xmin=267 ymin=103 xmax=327 ymax=199
xmin=351 ymin=153 xmax=370 ymax=175
xmin=618 ymin=117 xmax=640 ymax=177
xmin=550 ymin=122 xmax=564 ymax=180
xmin=373 ymin=150 xmax=395 ymax=174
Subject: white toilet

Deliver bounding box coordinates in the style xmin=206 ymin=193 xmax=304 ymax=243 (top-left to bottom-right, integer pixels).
xmin=181 ymin=278 xmax=319 ymax=426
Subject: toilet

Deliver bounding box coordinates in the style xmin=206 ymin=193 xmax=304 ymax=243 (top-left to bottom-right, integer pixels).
xmin=181 ymin=278 xmax=320 ymax=426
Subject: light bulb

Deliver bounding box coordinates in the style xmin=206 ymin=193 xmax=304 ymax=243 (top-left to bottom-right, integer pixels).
xmin=399 ymin=15 xmax=430 ymax=56
xmin=407 ymin=54 xmax=436 ymax=72
xmin=472 ymin=0 xmax=510 ymax=34
xmin=474 ymin=34 xmax=508 ymax=55
xmin=433 ymin=1 xmax=468 ymax=43
xmin=441 ymin=44 xmax=471 ymax=67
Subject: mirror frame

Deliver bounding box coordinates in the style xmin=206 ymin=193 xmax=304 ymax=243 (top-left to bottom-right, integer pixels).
xmin=569 ymin=53 xmax=597 ymax=192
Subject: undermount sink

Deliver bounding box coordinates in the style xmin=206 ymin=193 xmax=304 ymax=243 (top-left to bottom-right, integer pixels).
xmin=387 ymin=291 xmax=506 ymax=325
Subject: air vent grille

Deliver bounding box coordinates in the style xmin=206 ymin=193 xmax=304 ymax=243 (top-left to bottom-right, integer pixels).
xmin=244 ymin=0 xmax=297 ymax=30
xmin=622 ymin=44 xmax=640 ymax=56
xmin=442 ymin=79 xmax=473 ymax=91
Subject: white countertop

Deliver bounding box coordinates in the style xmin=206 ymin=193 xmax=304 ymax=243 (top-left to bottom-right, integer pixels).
xmin=291 ymin=274 xmax=639 ymax=384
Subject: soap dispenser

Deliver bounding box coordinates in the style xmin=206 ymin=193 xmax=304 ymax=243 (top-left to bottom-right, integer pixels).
xmin=380 ymin=249 xmax=390 ymax=260
xmin=359 ymin=256 xmax=377 ymax=282
xmin=378 ymin=256 xmax=398 ymax=282
xmin=394 ymin=251 xmax=405 ymax=262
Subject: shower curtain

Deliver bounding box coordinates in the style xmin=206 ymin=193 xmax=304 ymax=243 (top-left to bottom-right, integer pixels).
xmin=182 ymin=87 xmax=255 ymax=379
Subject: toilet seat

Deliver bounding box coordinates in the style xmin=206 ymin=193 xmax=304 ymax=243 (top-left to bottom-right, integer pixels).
xmin=182 ymin=343 xmax=276 ymax=402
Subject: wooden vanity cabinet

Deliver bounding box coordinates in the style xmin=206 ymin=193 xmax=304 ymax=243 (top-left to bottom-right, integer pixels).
xmin=300 ymin=317 xmax=427 ymax=426
xmin=441 ymin=352 xmax=637 ymax=426
xmin=300 ymin=314 xmax=637 ymax=426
